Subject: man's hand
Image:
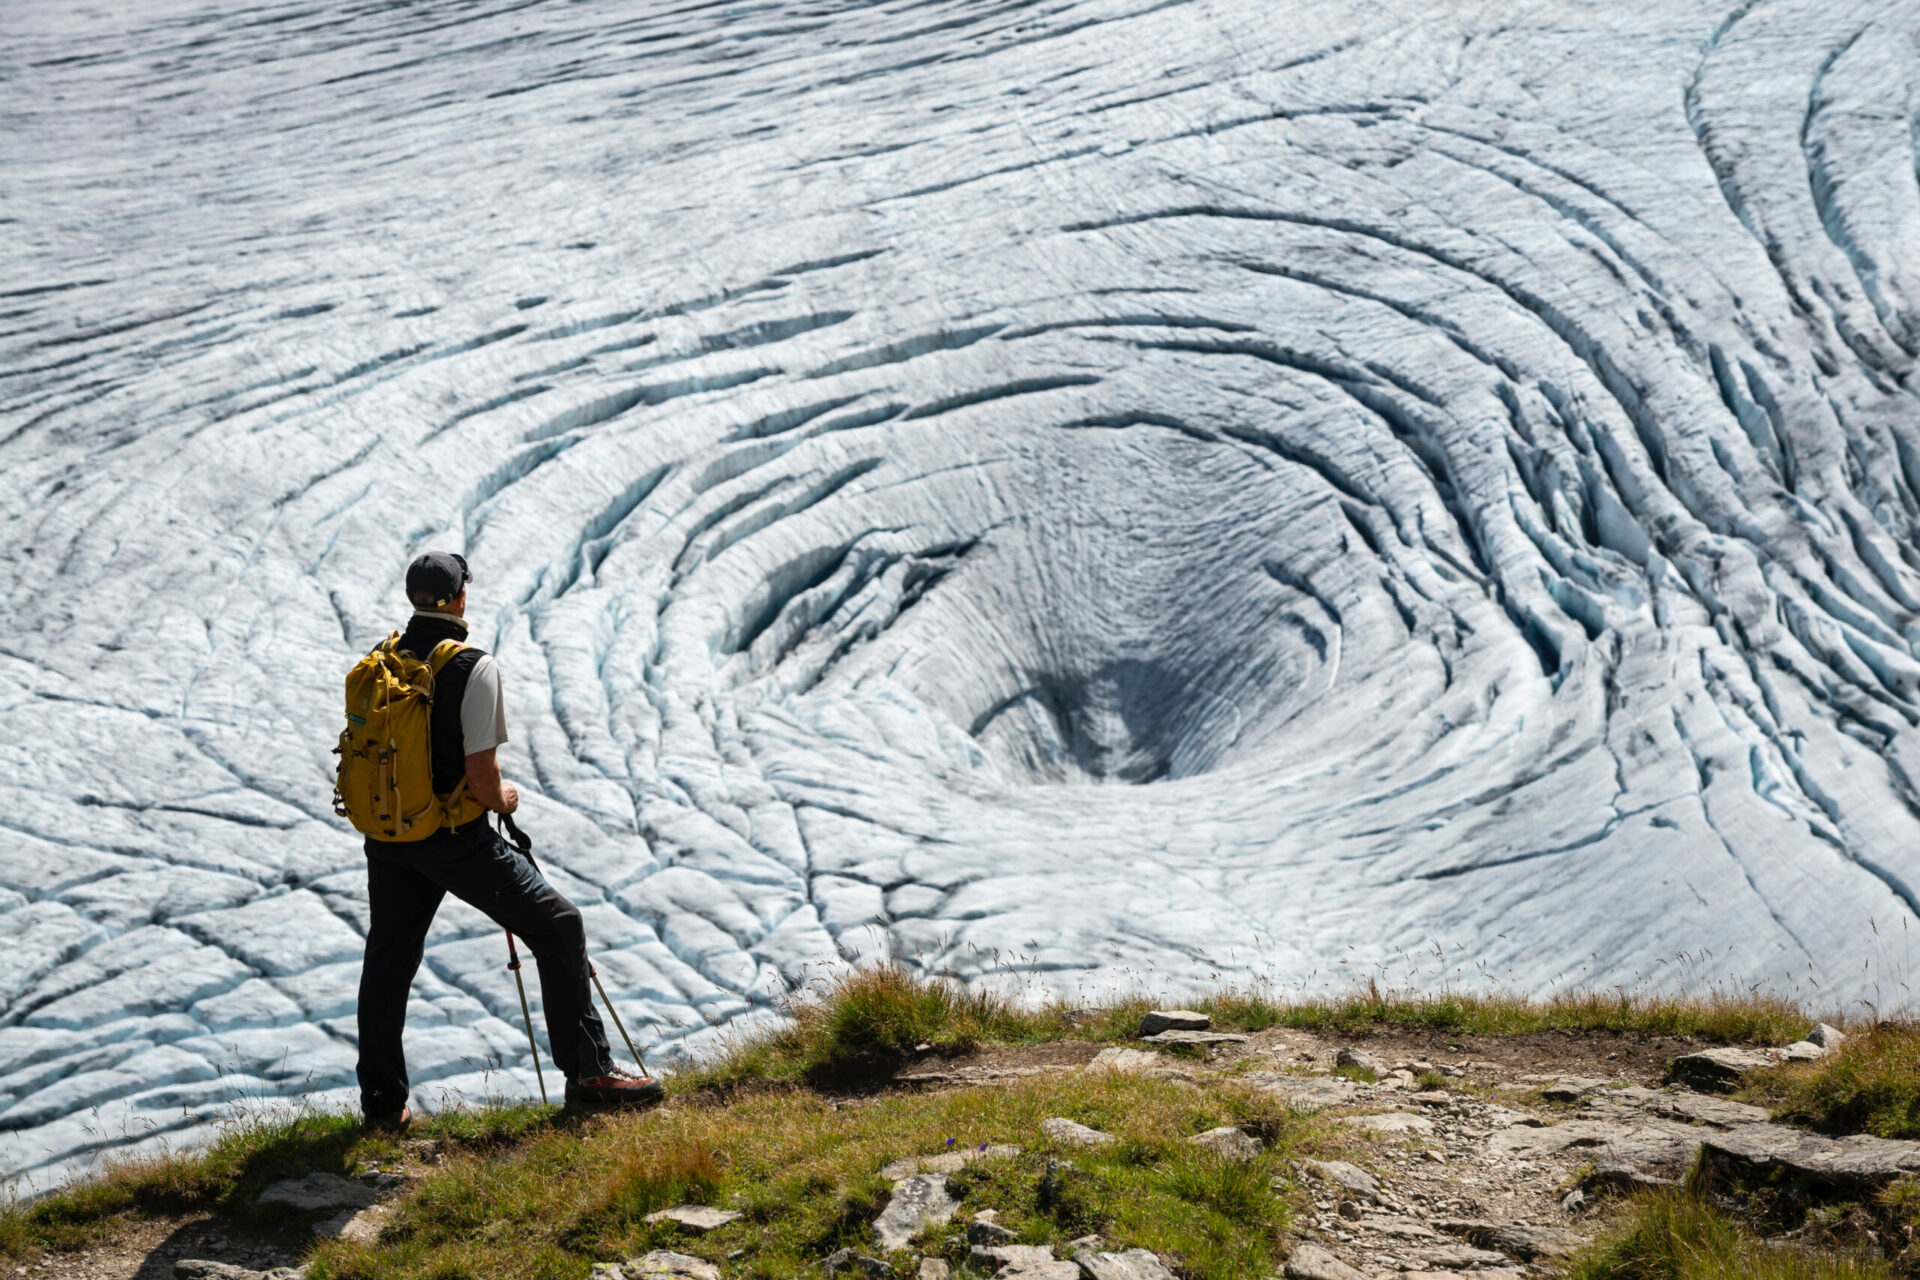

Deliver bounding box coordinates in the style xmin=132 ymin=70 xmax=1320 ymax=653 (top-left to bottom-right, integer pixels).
xmin=464 ymin=748 xmax=519 ymax=814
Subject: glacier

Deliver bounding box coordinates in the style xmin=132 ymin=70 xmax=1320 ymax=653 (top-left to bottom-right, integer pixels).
xmin=8 ymin=0 xmax=1920 ymax=1184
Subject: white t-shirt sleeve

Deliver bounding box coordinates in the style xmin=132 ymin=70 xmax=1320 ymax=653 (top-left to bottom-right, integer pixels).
xmin=460 ymin=654 xmax=510 ymax=755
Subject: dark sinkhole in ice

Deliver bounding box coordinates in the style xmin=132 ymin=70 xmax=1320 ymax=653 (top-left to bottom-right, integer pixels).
xmin=745 ymin=428 xmax=1338 ymax=785
xmin=970 ymin=657 xmax=1259 ymax=785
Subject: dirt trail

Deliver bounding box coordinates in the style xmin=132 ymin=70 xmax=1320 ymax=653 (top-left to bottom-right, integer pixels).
xmin=923 ymin=1022 xmax=1793 ymax=1279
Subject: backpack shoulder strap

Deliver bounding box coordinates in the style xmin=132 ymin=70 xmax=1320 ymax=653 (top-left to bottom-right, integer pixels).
xmin=427 ymin=639 xmax=467 ymax=677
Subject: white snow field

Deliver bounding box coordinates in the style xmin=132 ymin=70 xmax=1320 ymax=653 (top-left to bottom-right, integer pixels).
xmin=7 ymin=0 xmax=1920 ymax=1183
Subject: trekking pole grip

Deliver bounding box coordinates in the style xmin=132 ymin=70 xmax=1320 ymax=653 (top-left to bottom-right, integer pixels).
xmin=500 ymin=812 xmax=534 ymax=860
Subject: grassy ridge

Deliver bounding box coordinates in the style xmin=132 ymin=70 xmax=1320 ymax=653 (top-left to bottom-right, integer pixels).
xmin=315 ymin=1071 xmax=1317 ymax=1280
xmin=1210 ymin=981 xmax=1810 ymax=1043
xmin=680 ymin=964 xmax=1814 ymax=1094
xmin=0 ymin=965 xmax=1830 ymax=1271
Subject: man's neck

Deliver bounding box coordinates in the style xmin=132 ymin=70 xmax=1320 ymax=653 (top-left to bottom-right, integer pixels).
xmin=410 ymin=609 xmax=469 ymax=633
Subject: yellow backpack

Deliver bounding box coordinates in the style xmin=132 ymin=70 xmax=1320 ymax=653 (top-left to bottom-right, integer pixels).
xmin=333 ymin=634 xmax=486 ymax=841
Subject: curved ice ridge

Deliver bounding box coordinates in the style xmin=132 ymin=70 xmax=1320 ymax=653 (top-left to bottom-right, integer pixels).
xmin=8 ymin=0 xmax=1920 ymax=1182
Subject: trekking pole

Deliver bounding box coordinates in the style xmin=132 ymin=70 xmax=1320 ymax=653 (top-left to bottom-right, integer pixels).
xmin=497 ymin=812 xmax=651 ymax=1077
xmin=504 ymin=929 xmax=549 ymax=1106
xmin=591 ymin=964 xmax=650 ymax=1075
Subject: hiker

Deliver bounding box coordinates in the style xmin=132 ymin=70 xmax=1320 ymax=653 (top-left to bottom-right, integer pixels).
xmin=340 ymin=550 xmax=662 ymax=1129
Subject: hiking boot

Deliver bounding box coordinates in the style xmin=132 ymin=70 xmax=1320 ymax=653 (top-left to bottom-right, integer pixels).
xmin=366 ymin=1104 xmax=412 ymax=1133
xmin=566 ymin=1066 xmax=665 ymax=1107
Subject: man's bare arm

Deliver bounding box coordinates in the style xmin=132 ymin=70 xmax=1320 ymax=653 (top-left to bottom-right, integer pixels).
xmin=463 ymin=747 xmax=520 ymax=814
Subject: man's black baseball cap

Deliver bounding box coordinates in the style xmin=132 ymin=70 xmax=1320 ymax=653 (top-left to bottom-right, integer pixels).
xmin=406 ymin=551 xmax=471 ymax=608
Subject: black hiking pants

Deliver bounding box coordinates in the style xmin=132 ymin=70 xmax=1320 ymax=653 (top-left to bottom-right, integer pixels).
xmin=356 ymin=817 xmax=614 ymax=1117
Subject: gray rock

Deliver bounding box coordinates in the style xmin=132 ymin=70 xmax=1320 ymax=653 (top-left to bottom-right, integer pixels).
xmin=970 ymin=1220 xmax=1020 ymax=1245
xmin=1144 ymin=1066 xmax=1198 ymax=1082
xmin=973 ymin=1244 xmax=1080 ymax=1278
xmin=1581 ymin=1084 xmax=1770 ymax=1128
xmin=1808 ymin=1023 xmax=1847 ymax=1049
xmin=1281 ymin=1242 xmax=1368 ymax=1280
xmin=1137 ymin=1030 xmax=1248 ymax=1046
xmin=822 ymin=1247 xmax=891 ymax=1276
xmin=1043 ymin=1117 xmax=1115 ymax=1147
xmin=1584 ymin=1156 xmax=1680 ymax=1191
xmin=1402 ymin=1270 xmax=1525 ymax=1280
xmin=1417 ymin=1244 xmax=1509 ymax=1268
xmin=919 ymin=1261 xmax=951 ymax=1280
xmin=645 ymin=1205 xmax=742 ymax=1232
xmin=1187 ymin=1126 xmax=1260 ymax=1160
xmin=1245 ymin=1073 xmax=1365 ymax=1110
xmin=589 ymin=1265 xmax=627 ymax=1280
xmin=1781 ymin=1041 xmax=1826 ymax=1062
xmin=312 ymin=1204 xmax=388 ymax=1243
xmin=1667 ymin=1047 xmax=1778 ymax=1093
xmin=1342 ymin=1112 xmax=1434 ymax=1136
xmin=1703 ymin=1123 xmax=1920 ymax=1188
xmin=1073 ymin=1247 xmax=1177 ymax=1280
xmin=1006 ymin=1264 xmax=1081 ymax=1280
xmin=1541 ymin=1076 xmax=1610 ymax=1101
xmin=1335 ymin=1047 xmax=1384 ymax=1074
xmin=974 ymin=1244 xmax=1059 ymax=1270
xmin=1402 ymin=1091 xmax=1457 ymax=1108
xmin=879 ymin=1145 xmax=1021 ymax=1180
xmin=874 ymin=1173 xmax=959 ymax=1251
xmin=1491 ymin=1117 xmax=1704 ymax=1184
xmin=255 ymin=1170 xmax=380 ymax=1213
xmin=1299 ymin=1158 xmax=1383 ymax=1203
xmin=176 ymin=1265 xmax=306 ymax=1280
xmin=1137 ymin=1009 xmax=1209 ymax=1036
xmin=1436 ymin=1219 xmax=1582 ymax=1260
xmin=1083 ymin=1048 xmax=1164 ymax=1075
xmin=626 ymin=1251 xmax=723 ymax=1280
xmin=899 ymin=1066 xmax=1077 ymax=1086
xmin=1357 ymin=1214 xmax=1441 ymax=1239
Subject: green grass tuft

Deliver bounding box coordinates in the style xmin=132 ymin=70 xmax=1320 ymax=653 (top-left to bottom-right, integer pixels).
xmin=673 ymin=962 xmax=1074 ymax=1093
xmin=1564 ymin=1187 xmax=1892 ymax=1280
xmin=1745 ymin=1025 xmax=1920 ymax=1138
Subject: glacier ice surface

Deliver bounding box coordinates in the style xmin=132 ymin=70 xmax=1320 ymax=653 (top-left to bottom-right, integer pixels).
xmin=8 ymin=0 xmax=1920 ymax=1182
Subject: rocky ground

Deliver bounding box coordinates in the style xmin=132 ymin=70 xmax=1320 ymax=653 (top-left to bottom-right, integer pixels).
xmin=20 ymin=1016 xmax=1893 ymax=1280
